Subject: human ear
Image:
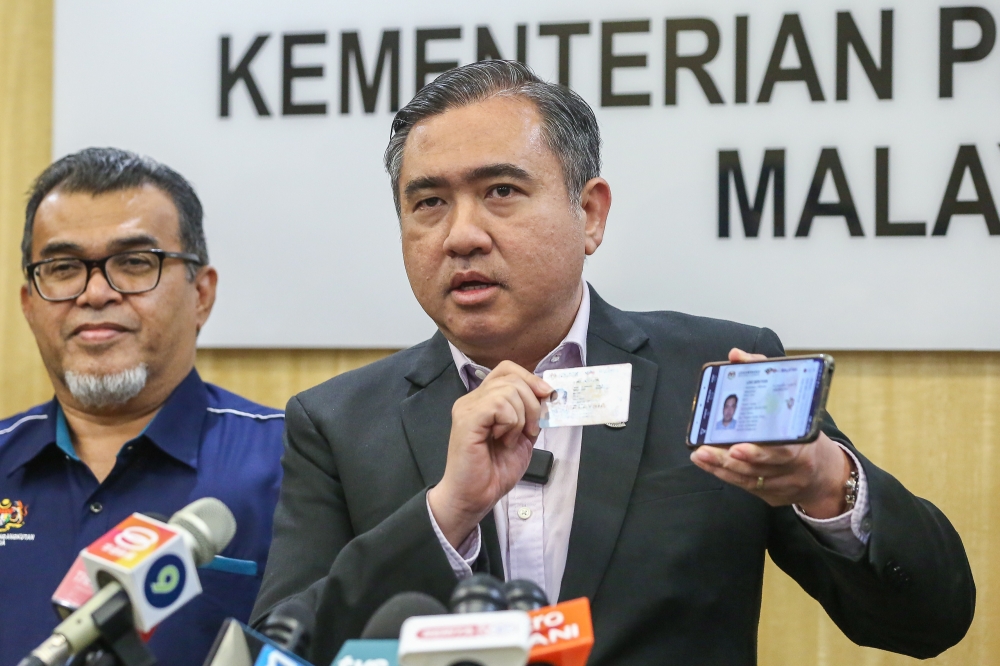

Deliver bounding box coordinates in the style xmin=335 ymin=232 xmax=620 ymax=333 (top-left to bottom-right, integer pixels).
xmin=579 ymin=178 xmax=612 ymax=256
xmin=193 ymin=266 xmax=218 ymax=332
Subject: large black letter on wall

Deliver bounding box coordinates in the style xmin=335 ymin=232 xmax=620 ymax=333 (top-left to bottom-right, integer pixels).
xmin=933 ymin=145 xmax=1000 ymax=235
xmin=539 ymin=23 xmax=591 ymax=87
xmin=836 ymin=10 xmax=893 ymax=100
xmin=758 ymin=14 xmax=825 ymax=103
xmin=220 ymin=35 xmax=271 ymax=117
xmin=283 ymin=33 xmax=328 ymax=115
xmin=477 ymin=25 xmax=527 ymax=63
xmin=340 ymin=30 xmax=400 ymax=114
xmin=665 ymin=18 xmax=724 ymax=105
xmin=718 ymin=149 xmax=786 ymax=237
xmin=416 ymin=27 xmax=462 ymax=92
xmin=735 ymin=16 xmax=749 ymax=104
xmin=939 ymin=7 xmax=996 ymax=98
xmin=875 ymin=147 xmax=925 ymax=235
xmin=796 ymin=148 xmax=864 ymax=236
xmin=601 ymin=20 xmax=651 ymax=107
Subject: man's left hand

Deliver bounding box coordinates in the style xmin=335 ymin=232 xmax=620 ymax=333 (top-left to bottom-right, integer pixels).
xmin=690 ymin=348 xmax=854 ymax=519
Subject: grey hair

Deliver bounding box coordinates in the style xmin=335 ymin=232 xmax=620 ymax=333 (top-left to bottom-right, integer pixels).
xmin=64 ymin=363 xmax=148 ymax=409
xmin=23 ymin=147 xmax=207 ymax=279
xmin=384 ymin=60 xmax=601 ymax=215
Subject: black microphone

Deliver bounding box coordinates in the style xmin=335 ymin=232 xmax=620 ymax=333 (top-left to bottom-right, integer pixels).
xmin=448 ymin=573 xmax=508 ymax=614
xmin=202 ymin=597 xmax=315 ymax=666
xmin=259 ymin=597 xmax=315 ymax=657
xmin=503 ymin=580 xmax=549 ymax=611
xmin=361 ymin=592 xmax=449 ymax=639
xmin=331 ymin=592 xmax=448 ymax=665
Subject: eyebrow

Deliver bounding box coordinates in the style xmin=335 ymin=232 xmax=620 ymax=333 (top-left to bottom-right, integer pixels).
xmin=402 ymin=163 xmax=534 ymax=199
xmin=38 ymin=234 xmax=161 ymax=258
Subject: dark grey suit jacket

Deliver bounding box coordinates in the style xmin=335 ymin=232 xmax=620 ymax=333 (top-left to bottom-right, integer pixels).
xmin=253 ymin=287 xmax=974 ymax=665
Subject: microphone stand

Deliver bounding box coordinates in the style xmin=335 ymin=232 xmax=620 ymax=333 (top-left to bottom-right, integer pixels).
xmin=68 ymin=589 xmax=157 ymax=666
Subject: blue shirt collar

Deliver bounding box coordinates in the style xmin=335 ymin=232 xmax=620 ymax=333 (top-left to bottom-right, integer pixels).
xmin=7 ymin=369 xmax=208 ymax=475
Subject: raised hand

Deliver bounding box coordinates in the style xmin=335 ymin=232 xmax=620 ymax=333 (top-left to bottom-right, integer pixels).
xmin=428 ymin=361 xmax=553 ymax=547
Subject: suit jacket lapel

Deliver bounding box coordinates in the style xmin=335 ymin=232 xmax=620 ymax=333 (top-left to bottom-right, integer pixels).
xmin=400 ymin=332 xmax=504 ymax=578
xmin=559 ymin=288 xmax=659 ymax=602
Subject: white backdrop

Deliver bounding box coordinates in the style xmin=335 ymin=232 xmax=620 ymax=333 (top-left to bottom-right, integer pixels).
xmin=54 ymin=0 xmax=999 ymax=349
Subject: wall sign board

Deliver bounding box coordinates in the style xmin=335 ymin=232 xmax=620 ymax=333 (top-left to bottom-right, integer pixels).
xmin=54 ymin=1 xmax=999 ymax=349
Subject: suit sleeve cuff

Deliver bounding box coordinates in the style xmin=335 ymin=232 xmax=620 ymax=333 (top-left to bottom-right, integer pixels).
xmin=426 ymin=493 xmax=481 ymax=579
xmin=793 ymin=443 xmax=872 ymax=557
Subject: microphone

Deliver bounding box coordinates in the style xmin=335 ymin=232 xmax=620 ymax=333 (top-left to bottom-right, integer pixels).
xmin=51 ymin=513 xmax=169 ymax=624
xmin=449 ymin=574 xmax=508 ymax=614
xmin=332 ymin=592 xmax=448 ymax=666
xmin=525 ymin=598 xmax=594 ymax=666
xmin=502 ymin=581 xmax=548 ymax=612
xmin=20 ymin=498 xmax=236 ymax=666
xmin=397 ymin=576 xmax=531 ymax=666
xmin=203 ymin=598 xmax=315 ymax=666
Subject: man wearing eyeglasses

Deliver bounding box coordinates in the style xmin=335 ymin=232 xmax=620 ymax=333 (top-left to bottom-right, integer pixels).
xmin=0 ymin=148 xmax=285 ymax=666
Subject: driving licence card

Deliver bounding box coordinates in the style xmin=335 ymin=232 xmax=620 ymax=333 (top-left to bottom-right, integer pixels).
xmin=539 ymin=363 xmax=632 ymax=428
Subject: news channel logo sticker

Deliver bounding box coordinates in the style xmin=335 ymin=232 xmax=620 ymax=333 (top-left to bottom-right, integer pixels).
xmin=144 ymin=554 xmax=186 ymax=608
xmin=255 ymin=645 xmax=312 ymax=666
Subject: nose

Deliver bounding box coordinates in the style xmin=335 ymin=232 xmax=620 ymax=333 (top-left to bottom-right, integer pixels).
xmin=442 ymin=198 xmax=493 ymax=258
xmin=75 ymin=266 xmax=124 ymax=309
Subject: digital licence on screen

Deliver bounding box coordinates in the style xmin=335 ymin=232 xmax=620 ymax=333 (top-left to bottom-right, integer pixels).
xmin=690 ymin=358 xmax=825 ymax=445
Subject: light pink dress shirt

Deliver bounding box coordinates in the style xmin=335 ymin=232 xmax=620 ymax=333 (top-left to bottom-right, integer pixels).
xmin=428 ymin=283 xmax=871 ymax=603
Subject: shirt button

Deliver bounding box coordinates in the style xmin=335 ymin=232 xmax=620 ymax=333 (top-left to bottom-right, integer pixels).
xmin=861 ymin=517 xmax=873 ymax=532
xmin=517 ymin=506 xmax=532 ymax=520
xmin=89 ymin=502 xmax=103 ymax=514
xmin=551 ymin=355 xmax=561 ymax=364
xmin=474 ymin=369 xmax=488 ymax=381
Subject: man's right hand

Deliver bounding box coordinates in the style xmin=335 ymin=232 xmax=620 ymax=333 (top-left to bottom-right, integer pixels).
xmin=428 ymin=361 xmax=553 ymax=548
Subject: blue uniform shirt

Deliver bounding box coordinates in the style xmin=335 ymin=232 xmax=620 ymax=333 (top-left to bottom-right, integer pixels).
xmin=0 ymin=370 xmax=285 ymax=666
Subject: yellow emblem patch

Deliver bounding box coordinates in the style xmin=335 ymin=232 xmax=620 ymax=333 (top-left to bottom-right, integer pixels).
xmin=0 ymin=498 xmax=27 ymax=533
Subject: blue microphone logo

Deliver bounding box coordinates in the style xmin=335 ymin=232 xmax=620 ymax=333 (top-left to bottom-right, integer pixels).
xmin=144 ymin=554 xmax=186 ymax=608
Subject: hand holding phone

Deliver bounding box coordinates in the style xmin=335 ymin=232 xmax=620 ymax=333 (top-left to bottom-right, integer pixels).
xmin=688 ymin=349 xmax=854 ymax=519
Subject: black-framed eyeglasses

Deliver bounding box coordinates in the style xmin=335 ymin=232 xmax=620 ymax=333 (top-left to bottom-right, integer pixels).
xmin=25 ymin=249 xmax=204 ymax=302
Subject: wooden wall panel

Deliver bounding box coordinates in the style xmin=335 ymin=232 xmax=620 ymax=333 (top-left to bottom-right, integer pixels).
xmin=1 ymin=3 xmax=995 ymax=662
xmin=0 ymin=0 xmax=54 ymax=417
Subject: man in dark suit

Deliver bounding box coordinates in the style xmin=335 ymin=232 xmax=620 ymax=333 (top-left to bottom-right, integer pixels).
xmin=253 ymin=61 xmax=974 ymax=665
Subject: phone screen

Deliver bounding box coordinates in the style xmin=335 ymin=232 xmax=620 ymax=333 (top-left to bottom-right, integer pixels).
xmin=689 ymin=357 xmax=826 ymax=445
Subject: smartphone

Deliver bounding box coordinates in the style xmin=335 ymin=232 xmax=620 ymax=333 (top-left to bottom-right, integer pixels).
xmin=685 ymin=354 xmax=834 ymax=447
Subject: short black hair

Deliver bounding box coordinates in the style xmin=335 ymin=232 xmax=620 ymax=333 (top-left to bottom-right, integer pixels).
xmin=724 ymin=394 xmax=739 ymax=406
xmin=23 ymin=147 xmax=207 ymax=276
xmin=385 ymin=60 xmax=601 ymax=215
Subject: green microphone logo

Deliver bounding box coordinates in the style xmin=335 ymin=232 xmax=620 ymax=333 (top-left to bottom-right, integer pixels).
xmin=150 ymin=564 xmax=180 ymax=593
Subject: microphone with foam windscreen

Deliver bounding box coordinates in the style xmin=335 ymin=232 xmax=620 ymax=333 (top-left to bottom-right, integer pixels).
xmin=397 ymin=575 xmax=532 ymax=666
xmin=202 ymin=597 xmax=315 ymax=666
xmin=331 ymin=592 xmax=448 ymax=666
xmin=19 ymin=498 xmax=237 ymax=666
xmin=502 ymin=581 xmax=548 ymax=613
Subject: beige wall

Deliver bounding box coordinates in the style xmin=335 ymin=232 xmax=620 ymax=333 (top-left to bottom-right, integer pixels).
xmin=2 ymin=3 xmax=996 ymax=662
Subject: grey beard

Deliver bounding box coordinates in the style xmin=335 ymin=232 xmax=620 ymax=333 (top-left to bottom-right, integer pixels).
xmin=64 ymin=364 xmax=148 ymax=409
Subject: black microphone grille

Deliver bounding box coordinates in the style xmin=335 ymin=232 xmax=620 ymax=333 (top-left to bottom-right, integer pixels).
xmin=449 ymin=573 xmax=508 ymax=614
xmin=361 ymin=592 xmax=449 ymax=640
xmin=260 ymin=598 xmax=315 ymax=658
xmin=503 ymin=579 xmax=549 ymax=611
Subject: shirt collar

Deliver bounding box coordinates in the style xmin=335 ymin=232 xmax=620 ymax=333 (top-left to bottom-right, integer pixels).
xmin=448 ymin=280 xmax=591 ymax=391
xmin=9 ymin=369 xmax=208 ymax=475
xmin=4 ymin=401 xmax=59 ymax=477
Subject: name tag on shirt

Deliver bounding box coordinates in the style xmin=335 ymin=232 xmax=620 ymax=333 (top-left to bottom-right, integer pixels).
xmin=539 ymin=363 xmax=632 ymax=428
